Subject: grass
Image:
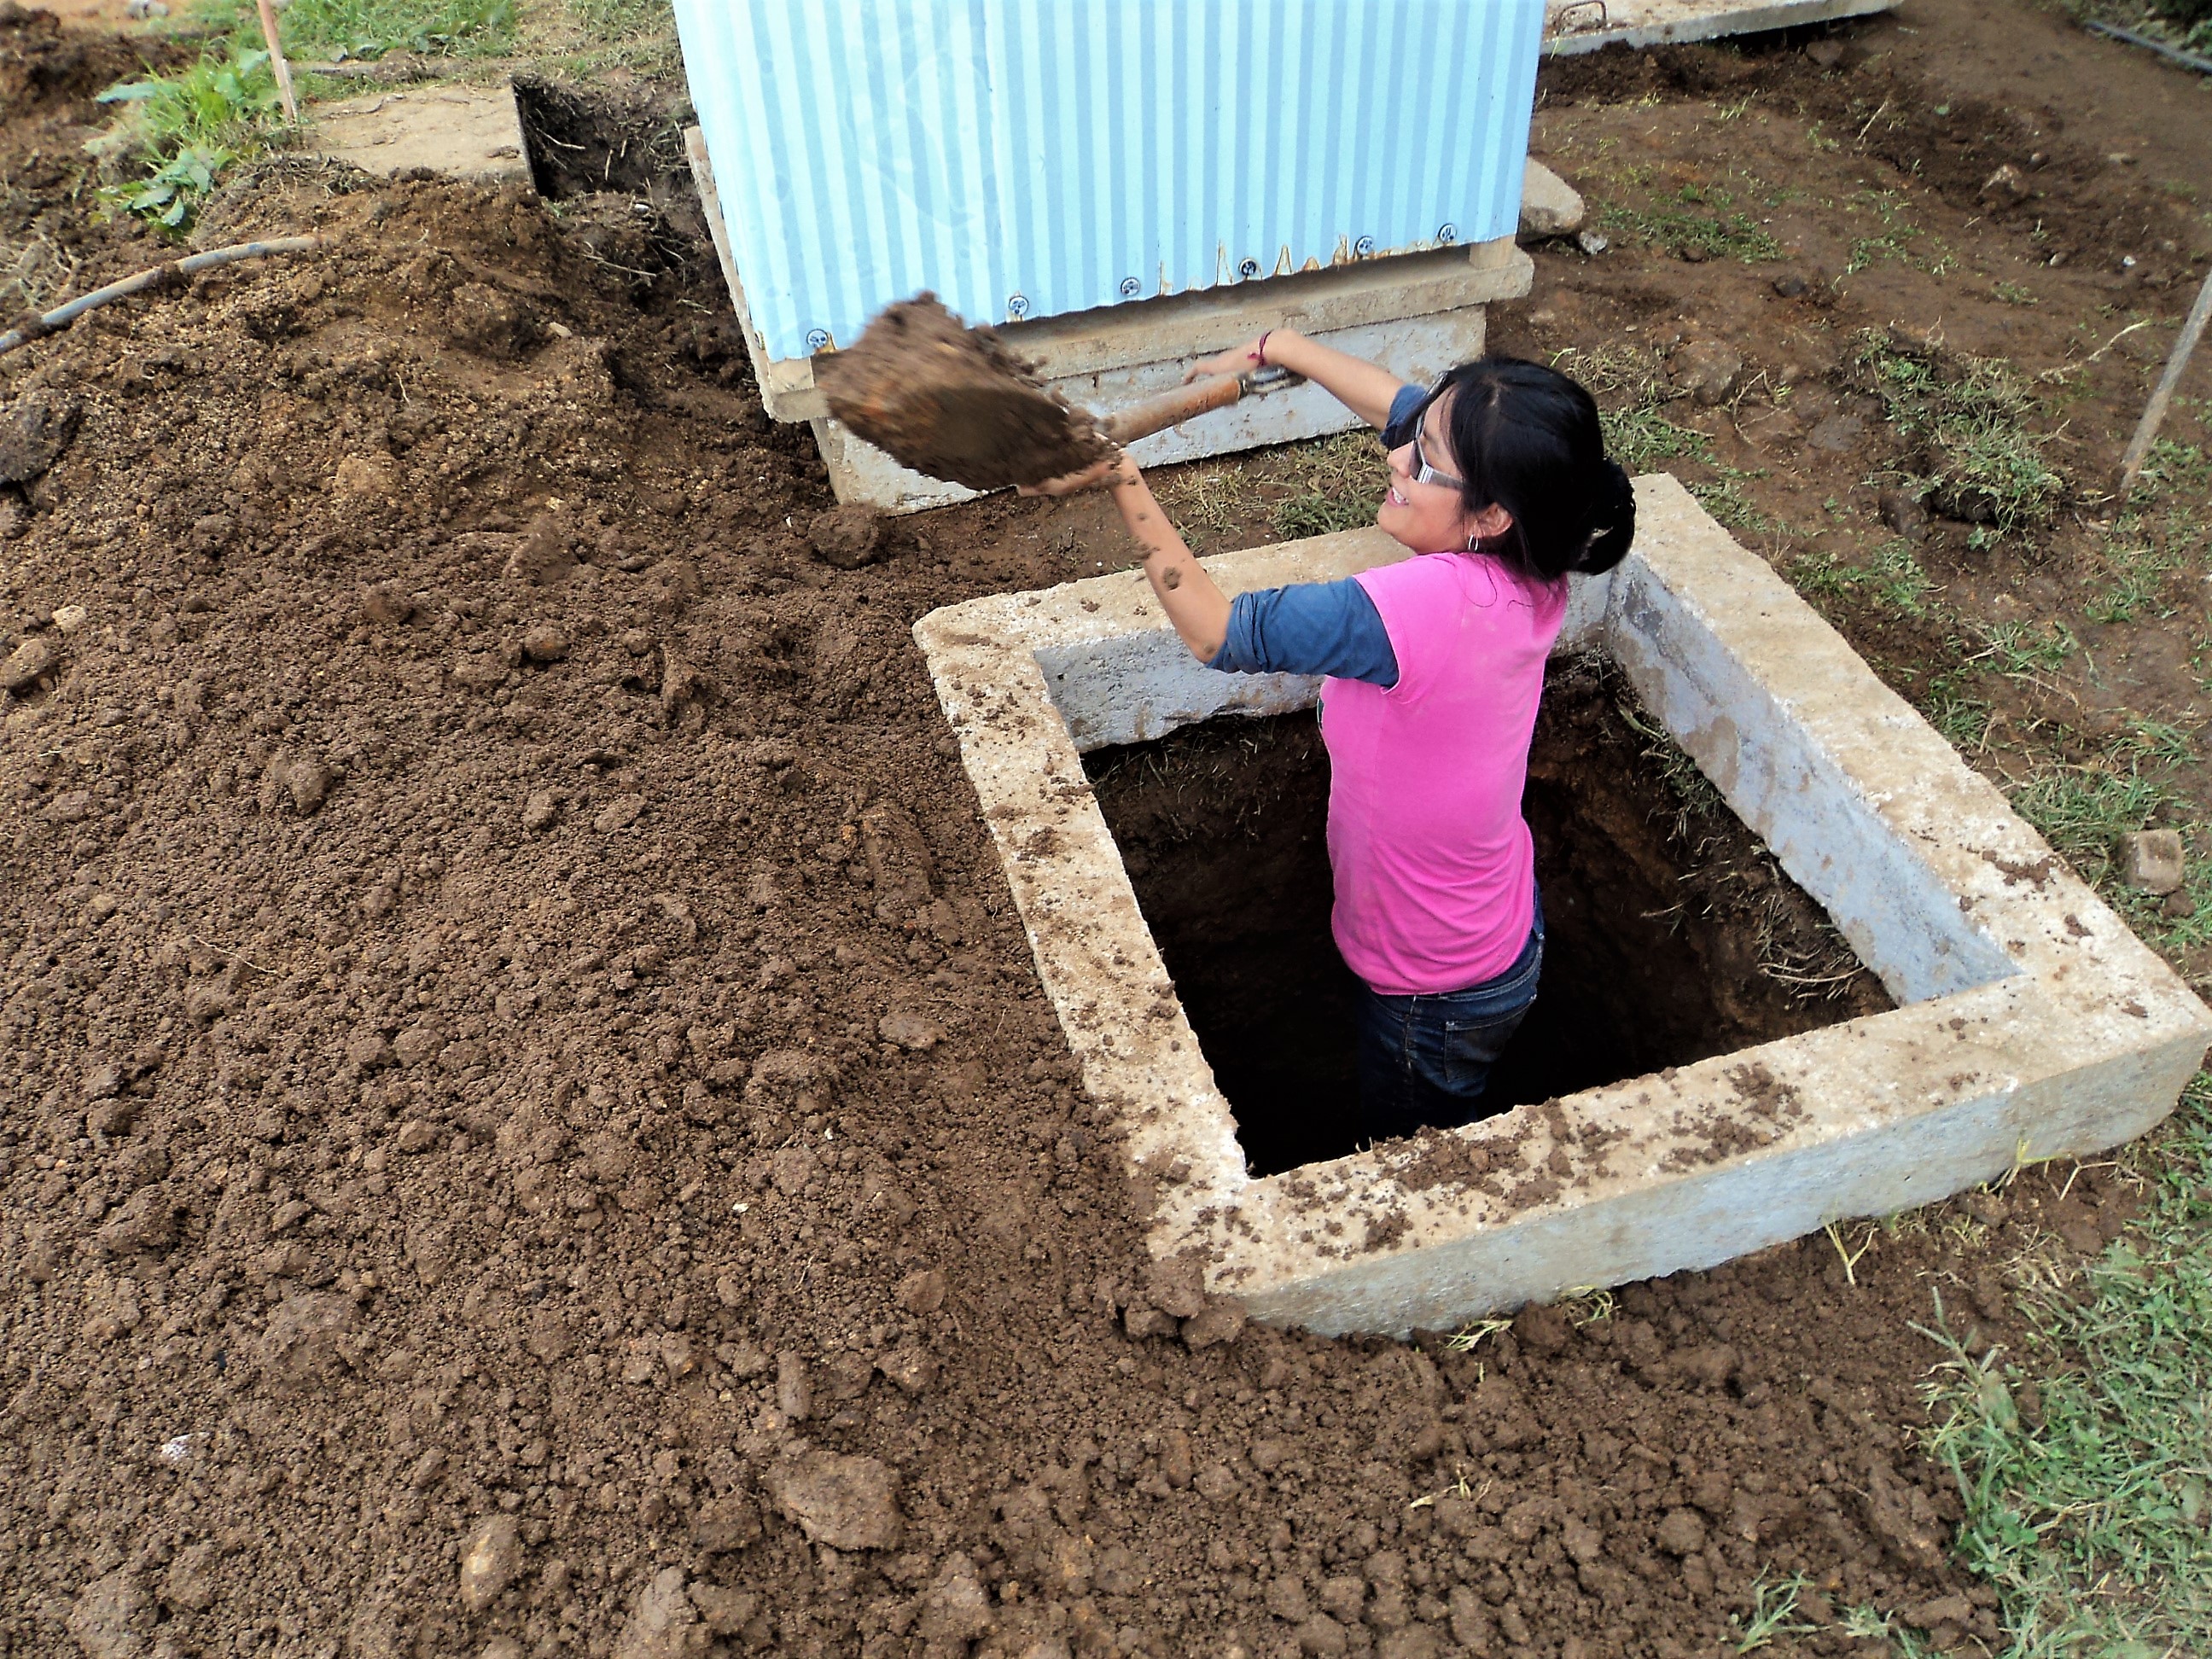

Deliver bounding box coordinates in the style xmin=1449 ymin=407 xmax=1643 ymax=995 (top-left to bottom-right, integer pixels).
xmin=186 ymin=0 xmax=515 ymax=60
xmin=1598 ymin=183 xmax=1783 ymax=264
xmin=1269 ymin=430 xmax=1387 ymax=540
xmin=1732 ymin=1570 xmax=1815 ymax=1653
xmin=1549 ymin=344 xmax=1772 ymax=531
xmin=90 ymin=44 xmax=288 ymax=228
xmin=1795 ymin=536 xmax=1936 ymax=618
xmin=1916 ymin=1076 xmax=2212 ymax=1655
xmin=2007 ymin=762 xmax=2212 ymax=953
xmin=1852 ymin=332 xmax=2066 ymax=534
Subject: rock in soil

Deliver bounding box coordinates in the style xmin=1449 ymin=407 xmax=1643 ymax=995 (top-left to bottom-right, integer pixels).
xmin=2117 ymin=828 xmax=2186 ymax=894
xmin=765 ymin=1450 xmax=904 ymax=1550
xmin=458 ymin=1514 xmax=523 ymax=1613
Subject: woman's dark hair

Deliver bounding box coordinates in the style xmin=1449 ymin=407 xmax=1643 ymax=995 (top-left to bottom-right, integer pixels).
xmin=1393 ymin=356 xmax=1635 ymax=582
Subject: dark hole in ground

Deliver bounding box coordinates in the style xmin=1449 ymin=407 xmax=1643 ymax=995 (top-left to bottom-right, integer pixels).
xmin=1085 ymin=654 xmax=1892 ymax=1176
xmin=513 ymin=78 xmax=690 ymax=201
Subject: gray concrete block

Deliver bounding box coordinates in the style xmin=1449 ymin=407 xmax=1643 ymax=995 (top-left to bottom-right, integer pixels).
xmin=912 ymin=476 xmax=2211 ymax=1337
xmin=1519 ymin=160 xmax=1585 ymax=238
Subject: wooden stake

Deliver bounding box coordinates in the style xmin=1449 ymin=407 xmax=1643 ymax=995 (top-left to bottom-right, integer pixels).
xmin=2117 ymin=262 xmax=2212 ymax=498
xmin=253 ymin=0 xmax=300 ymax=124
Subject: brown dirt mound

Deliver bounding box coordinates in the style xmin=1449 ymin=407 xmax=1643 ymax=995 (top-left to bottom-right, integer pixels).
xmin=816 ymin=294 xmax=1111 ymax=492
xmin=0 ymin=10 xmax=2180 ymax=1658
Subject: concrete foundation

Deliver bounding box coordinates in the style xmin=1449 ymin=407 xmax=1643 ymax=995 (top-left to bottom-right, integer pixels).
xmin=1542 ymin=0 xmax=1898 ymax=54
xmin=684 ymin=127 xmax=1534 ymax=515
xmin=913 ymin=476 xmax=2212 ymax=1337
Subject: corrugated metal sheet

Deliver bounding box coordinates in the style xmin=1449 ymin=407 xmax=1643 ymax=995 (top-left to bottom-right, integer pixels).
xmin=672 ymin=0 xmax=1545 ymax=363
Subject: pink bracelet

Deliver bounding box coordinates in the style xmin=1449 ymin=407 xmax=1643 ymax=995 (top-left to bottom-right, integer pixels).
xmin=1252 ymin=329 xmax=1272 ymax=366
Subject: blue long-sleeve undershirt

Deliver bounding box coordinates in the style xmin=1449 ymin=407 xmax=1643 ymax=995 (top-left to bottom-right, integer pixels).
xmin=1203 ymin=382 xmax=1426 ymax=688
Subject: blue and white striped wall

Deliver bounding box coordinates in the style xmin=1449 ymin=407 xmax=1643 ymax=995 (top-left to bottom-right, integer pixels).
xmin=672 ymin=0 xmax=1547 ymax=364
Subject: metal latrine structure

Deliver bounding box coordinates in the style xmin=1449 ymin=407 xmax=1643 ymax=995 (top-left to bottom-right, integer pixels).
xmin=674 ymin=0 xmax=1548 ymax=509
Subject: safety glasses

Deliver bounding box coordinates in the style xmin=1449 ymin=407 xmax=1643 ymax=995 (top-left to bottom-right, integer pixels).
xmin=1382 ymin=382 xmax=1465 ymax=492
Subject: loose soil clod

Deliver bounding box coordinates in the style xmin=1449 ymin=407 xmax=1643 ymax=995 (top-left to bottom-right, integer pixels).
xmin=814 ymin=294 xmax=1112 ymax=492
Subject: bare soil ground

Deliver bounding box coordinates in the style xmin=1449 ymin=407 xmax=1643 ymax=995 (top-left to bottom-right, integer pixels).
xmin=0 ymin=3 xmax=2206 ymax=1657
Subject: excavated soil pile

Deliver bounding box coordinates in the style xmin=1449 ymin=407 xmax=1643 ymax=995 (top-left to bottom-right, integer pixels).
xmin=815 ymin=295 xmax=1111 ymax=493
xmin=0 ymin=11 xmax=2186 ymax=1659
xmin=1087 ymin=663 xmax=1889 ymax=1175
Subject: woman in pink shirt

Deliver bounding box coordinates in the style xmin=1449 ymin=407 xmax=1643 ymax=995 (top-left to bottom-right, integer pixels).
xmin=1034 ymin=330 xmax=1635 ymax=1145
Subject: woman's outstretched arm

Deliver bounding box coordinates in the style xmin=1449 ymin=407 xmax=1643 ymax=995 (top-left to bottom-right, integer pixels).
xmin=1023 ymin=457 xmax=1228 ymax=661
xmin=1186 ymin=328 xmax=1406 ymax=429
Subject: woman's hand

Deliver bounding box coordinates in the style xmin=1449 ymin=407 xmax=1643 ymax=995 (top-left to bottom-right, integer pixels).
xmin=1185 ymin=330 xmax=1298 ymax=382
xmin=1016 ymin=454 xmax=1137 ymax=498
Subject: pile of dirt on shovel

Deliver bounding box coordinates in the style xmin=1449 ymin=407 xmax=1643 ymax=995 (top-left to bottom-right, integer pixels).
xmin=0 ymin=15 xmax=2167 ymax=1659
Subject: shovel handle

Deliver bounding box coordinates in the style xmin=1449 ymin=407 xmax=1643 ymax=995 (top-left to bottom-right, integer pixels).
xmin=1099 ymin=365 xmax=1302 ymax=446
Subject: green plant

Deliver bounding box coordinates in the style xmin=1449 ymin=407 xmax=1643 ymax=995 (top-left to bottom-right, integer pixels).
xmin=1598 ymin=183 xmax=1782 ymax=264
xmin=1918 ymin=667 xmax=1990 ymax=752
xmin=1270 ymin=431 xmax=1386 ymax=540
xmin=1852 ymin=332 xmax=2066 ymax=533
xmin=1732 ymin=1570 xmax=1814 ymax=1652
xmin=91 ymin=45 xmax=285 ymax=228
xmin=189 ymin=0 xmax=515 ymax=58
xmin=1917 ymin=1076 xmax=2212 ymax=1653
xmin=1795 ymin=537 xmax=1936 ymax=617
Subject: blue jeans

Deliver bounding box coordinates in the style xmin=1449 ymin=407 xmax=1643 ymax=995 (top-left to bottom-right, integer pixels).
xmin=1355 ymin=894 xmax=1544 ymax=1143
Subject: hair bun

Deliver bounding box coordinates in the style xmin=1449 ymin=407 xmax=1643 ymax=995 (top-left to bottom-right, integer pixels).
xmin=1575 ymin=461 xmax=1636 ymax=575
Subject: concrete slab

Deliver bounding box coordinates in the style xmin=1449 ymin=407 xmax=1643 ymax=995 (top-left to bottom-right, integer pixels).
xmin=912 ymin=476 xmax=2212 ymax=1337
xmin=308 ymin=83 xmax=531 ymax=187
xmin=1543 ymin=0 xmax=1897 ymax=54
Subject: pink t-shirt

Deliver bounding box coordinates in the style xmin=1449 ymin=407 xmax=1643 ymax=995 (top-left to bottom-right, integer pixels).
xmin=1324 ymin=551 xmax=1567 ymax=996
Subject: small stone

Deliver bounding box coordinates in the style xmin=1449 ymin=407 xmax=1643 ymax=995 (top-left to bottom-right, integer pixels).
xmin=1772 ymin=273 xmax=1808 ymax=298
xmin=915 ymin=1554 xmax=996 ymax=1644
xmin=593 ymin=794 xmax=646 ymax=834
xmin=1518 ymin=159 xmax=1585 ymax=238
xmin=897 ymin=1267 xmax=947 ymax=1314
xmin=765 ymin=1450 xmax=904 ymax=1550
xmin=0 ymin=390 xmax=80 ymax=485
xmin=2117 ymin=829 xmax=2185 ymax=895
xmin=50 ymin=602 xmax=87 ymax=634
xmin=876 ymin=1010 xmax=943 ymax=1051
xmin=690 ymin=1495 xmax=763 ymax=1553
xmin=334 ymin=452 xmax=398 ymax=498
xmin=1877 ymin=487 xmax=1930 ymax=544
xmin=614 ymin=1567 xmax=709 ymax=1659
xmin=1656 ymin=1508 xmax=1706 ymax=1556
xmin=1182 ymin=1300 xmax=1247 ymax=1349
xmin=1670 ymin=339 xmax=1743 ymax=406
xmin=1981 ymin=163 xmax=2030 ymax=203
xmin=1575 ymin=229 xmax=1609 ymax=256
xmin=459 ymin=1514 xmax=523 ymax=1613
xmin=2162 ymin=888 xmax=2196 ymax=919
xmin=395 ymin=1119 xmax=439 ymax=1154
xmin=67 ymin=1569 xmax=150 ymax=1659
xmin=2 ymin=632 xmax=60 ymax=692
xmin=877 ymin=1345 xmax=940 ymax=1394
xmin=361 ymin=584 xmax=415 ymax=625
xmin=521 ymin=623 xmax=570 ymax=663
xmin=523 ymin=790 xmax=560 ymax=833
xmin=807 ymin=504 xmax=885 ymax=569
xmin=776 ymin=1349 xmax=812 ymax=1420
xmin=161 ymin=1542 xmax=218 ymax=1614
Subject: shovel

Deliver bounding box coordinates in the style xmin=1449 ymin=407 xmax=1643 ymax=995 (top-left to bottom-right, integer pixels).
xmin=814 ymin=294 xmax=1301 ymax=493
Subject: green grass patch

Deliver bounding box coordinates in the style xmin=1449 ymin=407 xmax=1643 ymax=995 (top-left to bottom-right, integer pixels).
xmin=90 ymin=44 xmax=287 ymax=228
xmin=1795 ymin=536 xmax=1936 ymax=618
xmin=1270 ymin=431 xmax=1386 ymax=541
xmin=1918 ymin=1076 xmax=2212 ymax=1655
xmin=1852 ymin=331 xmax=2065 ymax=534
xmin=1597 ymin=183 xmax=1782 ymax=264
xmin=188 ymin=0 xmax=515 ymax=59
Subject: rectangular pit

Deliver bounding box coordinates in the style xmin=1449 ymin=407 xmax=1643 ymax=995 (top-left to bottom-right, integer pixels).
xmin=1084 ymin=668 xmax=1894 ymax=1179
xmin=914 ymin=477 xmax=2212 ymax=1336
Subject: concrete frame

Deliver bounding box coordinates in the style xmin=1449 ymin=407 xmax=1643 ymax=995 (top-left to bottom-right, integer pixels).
xmin=913 ymin=477 xmax=2212 ymax=1337
xmin=684 ymin=128 xmax=1534 ymax=515
xmin=1541 ymin=0 xmax=1898 ymax=55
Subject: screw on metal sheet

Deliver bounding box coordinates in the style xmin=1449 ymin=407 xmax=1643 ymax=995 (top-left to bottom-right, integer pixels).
xmin=1237 ymin=258 xmax=1260 ymax=279
xmin=1354 ymin=236 xmax=1376 ymax=256
xmin=804 ymin=329 xmax=830 ymax=352
xmin=1006 ymin=294 xmax=1030 ymax=319
xmin=1437 ymin=223 xmax=1458 ymax=244
xmin=1119 ymin=276 xmax=1140 ymax=297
